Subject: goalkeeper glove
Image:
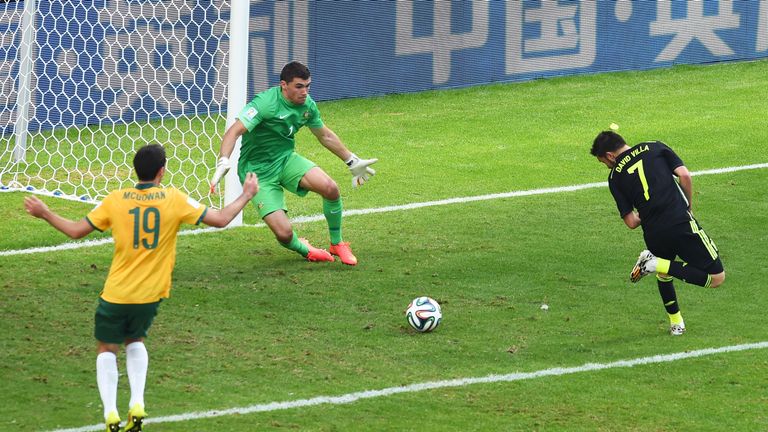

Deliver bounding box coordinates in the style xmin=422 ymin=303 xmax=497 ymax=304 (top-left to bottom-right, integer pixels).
xmin=209 ymin=156 xmax=231 ymax=193
xmin=345 ymin=153 xmax=378 ymax=188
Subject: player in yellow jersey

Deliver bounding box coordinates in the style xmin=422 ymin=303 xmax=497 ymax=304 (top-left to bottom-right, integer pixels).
xmin=24 ymin=144 xmax=259 ymax=432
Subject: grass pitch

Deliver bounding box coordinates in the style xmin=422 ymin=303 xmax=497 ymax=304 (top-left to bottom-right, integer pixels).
xmin=1 ymin=59 xmax=767 ymax=431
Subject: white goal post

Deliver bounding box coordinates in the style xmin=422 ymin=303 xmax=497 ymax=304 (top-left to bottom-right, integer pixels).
xmin=0 ymin=0 xmax=248 ymax=221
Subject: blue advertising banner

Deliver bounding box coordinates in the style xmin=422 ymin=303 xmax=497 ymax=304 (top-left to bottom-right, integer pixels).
xmin=303 ymin=1 xmax=768 ymax=99
xmin=0 ymin=0 xmax=766 ymax=132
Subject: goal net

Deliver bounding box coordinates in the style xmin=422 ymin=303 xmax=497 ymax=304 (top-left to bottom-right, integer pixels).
xmin=0 ymin=0 xmax=231 ymax=209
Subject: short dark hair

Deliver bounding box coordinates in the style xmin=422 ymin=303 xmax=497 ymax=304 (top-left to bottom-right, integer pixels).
xmin=280 ymin=61 xmax=310 ymax=83
xmin=133 ymin=144 xmax=166 ymax=181
xmin=590 ymin=131 xmax=626 ymax=157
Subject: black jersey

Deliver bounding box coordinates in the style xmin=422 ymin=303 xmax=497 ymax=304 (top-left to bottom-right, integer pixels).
xmin=608 ymin=141 xmax=690 ymax=232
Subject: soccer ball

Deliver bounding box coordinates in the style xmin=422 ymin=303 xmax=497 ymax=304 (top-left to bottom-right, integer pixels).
xmin=405 ymin=296 xmax=442 ymax=332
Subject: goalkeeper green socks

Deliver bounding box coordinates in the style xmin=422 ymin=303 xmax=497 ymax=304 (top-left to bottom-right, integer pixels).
xmin=323 ymin=197 xmax=343 ymax=245
xmin=280 ymin=232 xmax=309 ymax=257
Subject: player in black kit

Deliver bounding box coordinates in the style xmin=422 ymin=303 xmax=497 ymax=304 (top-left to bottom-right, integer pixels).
xmin=591 ymin=126 xmax=725 ymax=335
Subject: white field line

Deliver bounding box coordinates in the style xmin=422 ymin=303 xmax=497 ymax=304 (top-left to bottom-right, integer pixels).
xmin=4 ymin=162 xmax=767 ymax=258
xmin=48 ymin=341 xmax=768 ymax=432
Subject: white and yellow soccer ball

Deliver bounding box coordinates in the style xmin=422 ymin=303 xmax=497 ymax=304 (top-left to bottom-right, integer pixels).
xmin=405 ymin=296 xmax=442 ymax=332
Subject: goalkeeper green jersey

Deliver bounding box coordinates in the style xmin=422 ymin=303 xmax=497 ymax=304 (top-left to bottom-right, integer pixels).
xmin=236 ymin=86 xmax=324 ymax=178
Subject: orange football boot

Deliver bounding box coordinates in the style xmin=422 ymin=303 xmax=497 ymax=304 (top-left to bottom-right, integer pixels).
xmin=329 ymin=242 xmax=358 ymax=266
xmin=299 ymin=238 xmax=335 ymax=262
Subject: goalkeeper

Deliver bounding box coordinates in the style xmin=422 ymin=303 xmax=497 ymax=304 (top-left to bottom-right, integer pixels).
xmin=211 ymin=61 xmax=377 ymax=265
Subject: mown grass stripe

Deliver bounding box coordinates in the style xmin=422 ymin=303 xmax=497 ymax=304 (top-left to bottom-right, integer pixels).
xmin=47 ymin=341 xmax=768 ymax=432
xmin=4 ymin=162 xmax=766 ymax=258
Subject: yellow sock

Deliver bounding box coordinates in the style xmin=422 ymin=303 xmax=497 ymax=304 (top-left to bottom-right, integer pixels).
xmin=668 ymin=311 xmax=684 ymax=325
xmin=656 ymin=257 xmax=671 ymax=274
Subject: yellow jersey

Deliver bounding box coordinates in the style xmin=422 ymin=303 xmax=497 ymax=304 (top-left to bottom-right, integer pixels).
xmin=86 ymin=183 xmax=207 ymax=304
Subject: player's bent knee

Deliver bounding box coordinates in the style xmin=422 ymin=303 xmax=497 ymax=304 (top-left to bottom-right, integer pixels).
xmin=274 ymin=230 xmax=293 ymax=244
xmin=710 ymin=272 xmax=725 ymax=288
xmin=322 ymin=179 xmax=340 ymax=200
xmin=269 ymin=224 xmax=294 ymax=244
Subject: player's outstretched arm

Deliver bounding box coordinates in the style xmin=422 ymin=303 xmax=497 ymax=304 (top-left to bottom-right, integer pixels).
xmin=202 ymin=172 xmax=259 ymax=228
xmin=210 ymin=120 xmax=249 ymax=194
xmin=24 ymin=196 xmax=94 ymax=239
xmin=310 ymin=125 xmax=378 ymax=188
xmin=345 ymin=153 xmax=378 ymax=188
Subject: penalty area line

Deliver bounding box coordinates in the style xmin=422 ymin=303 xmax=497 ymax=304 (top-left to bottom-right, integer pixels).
xmin=47 ymin=341 xmax=768 ymax=432
xmin=4 ymin=162 xmax=767 ymax=257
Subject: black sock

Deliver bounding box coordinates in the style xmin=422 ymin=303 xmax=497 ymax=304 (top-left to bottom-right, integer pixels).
xmin=657 ymin=276 xmax=679 ymax=314
xmin=667 ymin=261 xmax=711 ymax=287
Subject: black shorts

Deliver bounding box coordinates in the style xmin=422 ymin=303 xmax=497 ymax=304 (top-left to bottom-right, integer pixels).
xmin=643 ymin=215 xmax=724 ymax=274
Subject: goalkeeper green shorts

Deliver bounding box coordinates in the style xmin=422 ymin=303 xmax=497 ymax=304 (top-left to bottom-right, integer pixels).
xmin=94 ymin=298 xmax=160 ymax=344
xmin=242 ymin=152 xmax=317 ymax=219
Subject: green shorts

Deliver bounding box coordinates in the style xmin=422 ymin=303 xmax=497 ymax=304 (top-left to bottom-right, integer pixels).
xmin=94 ymin=298 xmax=160 ymax=344
xmin=241 ymin=152 xmax=316 ymax=219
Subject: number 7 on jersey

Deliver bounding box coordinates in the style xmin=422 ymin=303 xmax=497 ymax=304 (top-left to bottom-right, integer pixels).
xmin=627 ymin=160 xmax=650 ymax=200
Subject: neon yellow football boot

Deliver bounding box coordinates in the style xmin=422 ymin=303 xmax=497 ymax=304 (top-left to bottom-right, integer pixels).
xmin=105 ymin=411 xmax=121 ymax=432
xmin=124 ymin=403 xmax=146 ymax=432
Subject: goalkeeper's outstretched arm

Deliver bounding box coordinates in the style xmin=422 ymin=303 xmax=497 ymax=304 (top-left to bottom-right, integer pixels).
xmin=210 ymin=120 xmax=249 ymax=192
xmin=218 ymin=120 xmax=248 ymax=160
xmin=310 ymin=125 xmax=378 ymax=188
